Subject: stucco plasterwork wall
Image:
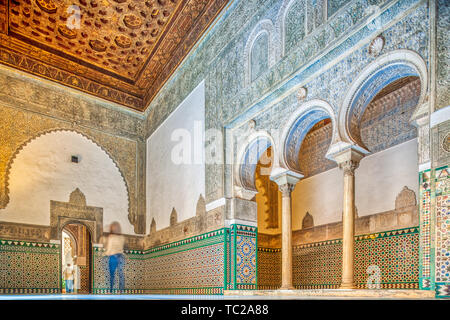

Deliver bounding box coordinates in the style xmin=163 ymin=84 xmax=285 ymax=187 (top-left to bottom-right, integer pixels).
xmin=0 ymin=66 xmax=146 ymax=234
xmin=0 ymin=130 xmax=136 ymax=235
xmin=147 ymin=0 xmax=429 ymax=205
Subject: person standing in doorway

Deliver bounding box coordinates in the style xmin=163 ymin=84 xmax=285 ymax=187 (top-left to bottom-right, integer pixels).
xmin=63 ymin=263 xmax=75 ymax=293
xmin=103 ymin=221 xmax=125 ymax=293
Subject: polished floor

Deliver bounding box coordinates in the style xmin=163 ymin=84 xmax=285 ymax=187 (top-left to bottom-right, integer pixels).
xmin=0 ymin=293 xmax=437 ymax=300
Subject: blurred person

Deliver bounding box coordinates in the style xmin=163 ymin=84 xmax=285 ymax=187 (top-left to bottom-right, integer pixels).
xmin=63 ymin=262 xmax=75 ymax=293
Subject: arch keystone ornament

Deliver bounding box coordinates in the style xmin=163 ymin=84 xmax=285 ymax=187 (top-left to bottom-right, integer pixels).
xmin=368 ymin=34 xmax=385 ymax=57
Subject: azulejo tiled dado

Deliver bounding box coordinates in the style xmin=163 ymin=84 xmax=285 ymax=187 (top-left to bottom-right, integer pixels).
xmin=259 ymin=227 xmax=420 ymax=290
xmin=0 ymin=239 xmax=60 ymax=294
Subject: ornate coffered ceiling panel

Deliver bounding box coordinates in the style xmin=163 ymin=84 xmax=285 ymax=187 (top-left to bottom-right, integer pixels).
xmin=0 ymin=0 xmax=228 ymax=111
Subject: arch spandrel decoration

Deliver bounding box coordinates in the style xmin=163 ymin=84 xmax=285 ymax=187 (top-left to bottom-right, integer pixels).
xmin=339 ymin=50 xmax=428 ymax=151
xmin=280 ymin=99 xmax=339 ymax=173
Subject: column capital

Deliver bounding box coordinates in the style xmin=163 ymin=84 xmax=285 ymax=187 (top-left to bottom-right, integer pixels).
xmin=331 ymin=147 xmax=365 ymax=172
xmin=270 ymin=169 xmax=302 ymax=195
xmin=339 ymin=160 xmax=360 ymax=176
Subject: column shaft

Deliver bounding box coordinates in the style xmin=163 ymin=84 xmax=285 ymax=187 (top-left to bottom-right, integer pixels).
xmin=280 ymin=189 xmax=293 ymax=289
xmin=341 ymin=168 xmax=356 ymax=289
xmin=270 ymin=170 xmax=301 ymax=291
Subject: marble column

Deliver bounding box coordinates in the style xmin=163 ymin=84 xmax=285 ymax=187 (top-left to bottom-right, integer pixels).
xmin=270 ymin=170 xmax=302 ymax=290
xmin=333 ymin=148 xmax=364 ymax=289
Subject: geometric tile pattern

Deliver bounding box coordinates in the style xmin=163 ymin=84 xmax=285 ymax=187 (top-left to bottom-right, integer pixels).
xmin=354 ymin=228 xmax=419 ymax=289
xmin=257 ymin=247 xmax=281 ymax=290
xmin=436 ymin=283 xmax=450 ymax=298
xmin=258 ymin=227 xmax=420 ymax=290
xmin=434 ymin=166 xmax=449 ymax=298
xmin=235 ymin=229 xmax=257 ymax=287
xmin=144 ymin=243 xmax=224 ymax=292
xmin=0 ymin=226 xmax=423 ymax=294
xmin=93 ymin=229 xmax=227 ymax=295
xmin=92 ymin=248 xmax=146 ymax=294
xmin=293 ymin=239 xmax=342 ymax=289
xmin=0 ymin=239 xmax=60 ymax=294
xmin=419 ymin=169 xmax=433 ymax=289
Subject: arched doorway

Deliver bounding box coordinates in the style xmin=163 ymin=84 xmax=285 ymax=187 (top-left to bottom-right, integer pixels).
xmin=281 ymin=104 xmax=336 ymax=289
xmin=61 ymin=223 xmax=92 ymax=294
xmin=236 ymin=133 xmax=277 ymax=289
xmin=255 ymin=146 xmax=280 ymax=231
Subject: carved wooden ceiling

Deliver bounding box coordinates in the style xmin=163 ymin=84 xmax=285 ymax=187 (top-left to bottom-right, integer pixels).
xmin=0 ymin=0 xmax=229 ymax=111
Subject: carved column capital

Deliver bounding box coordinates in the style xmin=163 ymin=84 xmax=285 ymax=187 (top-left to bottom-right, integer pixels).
xmin=339 ymin=160 xmax=360 ymax=176
xmin=270 ymin=169 xmax=302 ymax=196
xmin=330 ymin=147 xmax=365 ymax=175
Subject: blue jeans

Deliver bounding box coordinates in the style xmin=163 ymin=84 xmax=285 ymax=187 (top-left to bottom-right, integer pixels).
xmin=65 ymin=280 xmax=73 ymax=293
xmin=108 ymin=254 xmax=125 ymax=292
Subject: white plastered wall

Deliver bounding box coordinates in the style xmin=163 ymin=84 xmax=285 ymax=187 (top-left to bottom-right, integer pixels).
xmin=146 ymin=81 xmax=205 ymax=231
xmin=0 ymin=130 xmax=134 ymax=234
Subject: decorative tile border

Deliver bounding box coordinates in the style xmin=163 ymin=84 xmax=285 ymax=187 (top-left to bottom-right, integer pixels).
xmin=0 ymin=239 xmax=59 ymax=248
xmin=419 ymin=169 xmax=433 ymax=289
xmin=436 ymin=283 xmax=450 ymax=298
xmin=434 ymin=166 xmax=449 ymax=297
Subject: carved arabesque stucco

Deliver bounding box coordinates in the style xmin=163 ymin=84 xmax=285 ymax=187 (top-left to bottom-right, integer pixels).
xmin=395 ymin=186 xmax=417 ymax=210
xmin=50 ymin=188 xmax=103 ymax=243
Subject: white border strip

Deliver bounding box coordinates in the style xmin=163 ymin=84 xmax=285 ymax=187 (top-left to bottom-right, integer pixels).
xmin=430 ymin=106 xmax=450 ymax=128
xmin=225 ymin=219 xmax=257 ymax=228
xmin=206 ymin=197 xmax=226 ymax=211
